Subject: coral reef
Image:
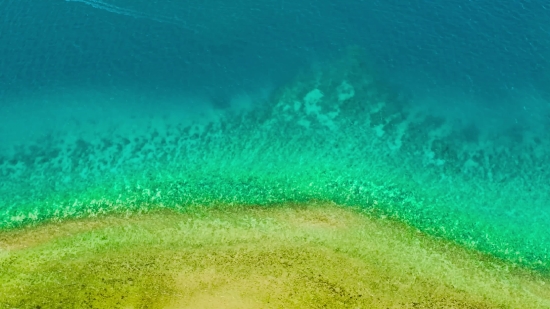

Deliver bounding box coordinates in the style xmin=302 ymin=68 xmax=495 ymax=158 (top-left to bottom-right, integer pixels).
xmin=1 ymin=47 xmax=549 ymax=273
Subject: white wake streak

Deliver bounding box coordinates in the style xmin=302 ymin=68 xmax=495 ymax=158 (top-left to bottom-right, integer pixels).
xmin=65 ymin=0 xmax=189 ymax=28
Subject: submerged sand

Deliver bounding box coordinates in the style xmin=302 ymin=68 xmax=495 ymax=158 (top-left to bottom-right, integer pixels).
xmin=0 ymin=202 xmax=549 ymax=308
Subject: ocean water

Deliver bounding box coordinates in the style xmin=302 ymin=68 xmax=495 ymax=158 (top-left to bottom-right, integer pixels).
xmin=1 ymin=0 xmax=549 ymax=273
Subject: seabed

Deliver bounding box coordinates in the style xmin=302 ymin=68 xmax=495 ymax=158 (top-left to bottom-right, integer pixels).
xmin=1 ymin=202 xmax=549 ymax=309
xmin=1 ymin=48 xmax=550 ymax=308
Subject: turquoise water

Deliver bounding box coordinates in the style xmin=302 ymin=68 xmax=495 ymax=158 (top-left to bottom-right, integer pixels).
xmin=1 ymin=1 xmax=550 ymax=272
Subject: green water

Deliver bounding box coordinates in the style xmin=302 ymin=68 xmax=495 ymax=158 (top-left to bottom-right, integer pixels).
xmin=1 ymin=49 xmax=549 ymax=274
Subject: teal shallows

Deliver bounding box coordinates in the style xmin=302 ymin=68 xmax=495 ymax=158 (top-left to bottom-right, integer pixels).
xmin=0 ymin=48 xmax=549 ymax=272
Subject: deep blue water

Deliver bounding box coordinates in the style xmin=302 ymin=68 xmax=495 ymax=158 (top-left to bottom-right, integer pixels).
xmin=2 ymin=1 xmax=549 ymax=121
xmin=1 ymin=0 xmax=550 ymax=272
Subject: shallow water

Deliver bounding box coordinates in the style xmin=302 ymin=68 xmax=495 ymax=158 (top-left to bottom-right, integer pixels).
xmin=2 ymin=204 xmax=549 ymax=308
xmin=1 ymin=0 xmax=550 ymax=285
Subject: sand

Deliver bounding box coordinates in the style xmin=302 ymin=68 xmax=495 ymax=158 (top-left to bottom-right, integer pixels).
xmin=1 ymin=202 xmax=549 ymax=308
